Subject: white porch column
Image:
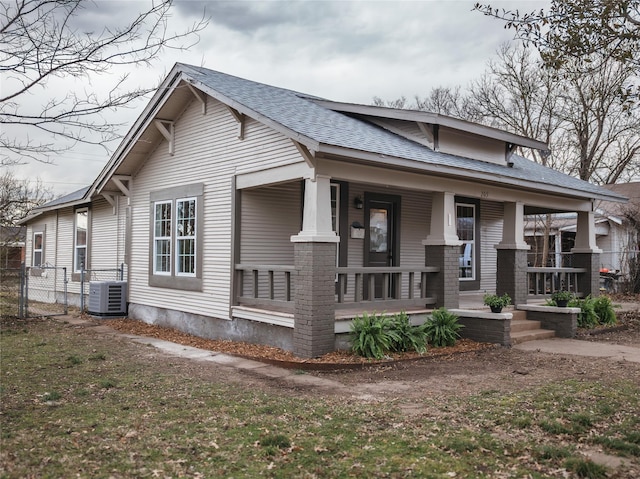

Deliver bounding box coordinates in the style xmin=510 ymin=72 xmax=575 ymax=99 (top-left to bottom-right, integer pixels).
xmin=290 ymin=175 xmax=338 ymax=358
xmin=291 ymin=175 xmax=339 ymax=244
xmin=422 ymin=191 xmax=461 ymax=246
xmin=572 ymin=211 xmax=602 ymax=253
xmin=422 ymin=191 xmax=461 ymax=309
xmin=496 ymin=202 xmax=530 ymax=250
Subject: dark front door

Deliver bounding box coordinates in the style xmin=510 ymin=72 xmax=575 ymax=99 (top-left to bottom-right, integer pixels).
xmin=364 ymin=194 xmax=400 ymax=299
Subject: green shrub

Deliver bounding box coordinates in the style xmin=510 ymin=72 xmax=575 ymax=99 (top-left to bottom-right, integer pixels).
xmin=350 ymin=312 xmax=399 ymax=359
xmin=575 ymin=296 xmax=599 ymax=329
xmin=423 ymin=308 xmax=463 ymax=347
xmin=593 ymin=296 xmax=617 ymax=326
xmin=389 ymin=312 xmax=428 ymax=354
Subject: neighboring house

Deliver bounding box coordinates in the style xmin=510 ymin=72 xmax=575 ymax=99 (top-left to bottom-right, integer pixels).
xmin=0 ymin=226 xmax=26 ymax=269
xmin=525 ymin=182 xmax=639 ymax=291
xmin=21 ymin=63 xmax=626 ymax=357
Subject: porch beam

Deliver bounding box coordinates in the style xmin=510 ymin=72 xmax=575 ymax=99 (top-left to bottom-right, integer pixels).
xmin=154 ymin=119 xmax=175 ymax=155
xmin=316 ymin=158 xmax=593 ymax=212
xmin=235 ymin=162 xmax=312 ymax=189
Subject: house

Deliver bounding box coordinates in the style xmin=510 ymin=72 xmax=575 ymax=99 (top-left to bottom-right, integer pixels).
xmin=525 ymin=182 xmax=639 ymax=292
xmin=21 ymin=63 xmax=626 ymax=357
xmin=0 ymin=226 xmax=26 ymax=269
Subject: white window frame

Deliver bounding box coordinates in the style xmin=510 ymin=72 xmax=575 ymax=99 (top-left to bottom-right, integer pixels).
xmin=175 ymin=197 xmax=197 ymax=277
xmin=33 ymin=231 xmax=43 ymax=267
xmin=456 ymin=203 xmax=476 ymax=281
xmin=153 ymin=200 xmax=172 ymax=275
xmin=74 ymin=208 xmax=88 ymax=273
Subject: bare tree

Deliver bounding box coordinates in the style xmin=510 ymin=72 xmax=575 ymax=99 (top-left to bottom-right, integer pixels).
xmin=0 ymin=171 xmax=53 ymax=226
xmin=554 ymin=54 xmax=640 ymax=183
xmin=473 ymin=0 xmax=640 ymax=78
xmin=0 ymin=0 xmax=207 ymax=166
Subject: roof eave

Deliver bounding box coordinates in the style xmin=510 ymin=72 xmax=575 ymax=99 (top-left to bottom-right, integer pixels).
xmin=317 ymin=144 xmax=622 ymax=203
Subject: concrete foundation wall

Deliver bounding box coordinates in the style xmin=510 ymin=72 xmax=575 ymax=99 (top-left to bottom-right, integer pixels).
xmin=128 ymin=303 xmax=294 ymax=351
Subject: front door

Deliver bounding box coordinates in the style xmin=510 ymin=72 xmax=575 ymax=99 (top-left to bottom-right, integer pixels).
xmin=364 ymin=194 xmax=400 ymax=299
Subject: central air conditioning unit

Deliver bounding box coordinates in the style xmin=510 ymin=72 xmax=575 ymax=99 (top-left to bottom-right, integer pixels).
xmin=88 ymin=281 xmax=128 ymax=318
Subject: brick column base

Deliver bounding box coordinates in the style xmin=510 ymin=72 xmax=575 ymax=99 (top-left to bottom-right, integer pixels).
xmin=293 ymin=242 xmax=336 ymax=358
xmin=496 ymin=249 xmax=528 ymax=306
xmin=424 ymin=245 xmax=460 ymax=309
xmin=572 ymin=252 xmax=600 ymax=298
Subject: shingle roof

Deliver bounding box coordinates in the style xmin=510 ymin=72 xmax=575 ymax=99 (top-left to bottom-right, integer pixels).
xmin=34 ymin=186 xmax=90 ymax=211
xmin=181 ymin=64 xmax=625 ymax=203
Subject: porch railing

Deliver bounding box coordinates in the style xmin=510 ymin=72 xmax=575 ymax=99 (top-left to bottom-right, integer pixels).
xmin=527 ymin=267 xmax=586 ymax=297
xmin=234 ymin=264 xmax=440 ymax=313
xmin=336 ymin=266 xmax=439 ymax=310
xmin=235 ymin=264 xmax=294 ymax=313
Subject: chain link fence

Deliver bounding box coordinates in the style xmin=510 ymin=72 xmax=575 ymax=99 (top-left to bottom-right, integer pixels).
xmin=1 ymin=267 xmax=22 ymax=319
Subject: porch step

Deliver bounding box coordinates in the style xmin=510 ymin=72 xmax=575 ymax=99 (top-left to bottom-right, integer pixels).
xmin=511 ymin=319 xmax=543 ymax=333
xmin=510 ymin=310 xmax=528 ymax=321
xmin=511 ymin=328 xmax=556 ymax=345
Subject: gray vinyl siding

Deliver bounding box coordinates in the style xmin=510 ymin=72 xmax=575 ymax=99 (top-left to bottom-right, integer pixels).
xmin=480 ymin=200 xmax=503 ymax=293
xmin=128 ymin=96 xmax=305 ymax=320
xmin=90 ymin=197 xmax=126 ymax=271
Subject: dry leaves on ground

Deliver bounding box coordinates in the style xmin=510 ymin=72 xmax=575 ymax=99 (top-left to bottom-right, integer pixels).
xmin=104 ymin=318 xmax=493 ymax=367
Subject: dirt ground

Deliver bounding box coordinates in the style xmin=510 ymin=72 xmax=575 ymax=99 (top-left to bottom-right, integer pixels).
xmin=94 ymin=304 xmax=640 ymax=402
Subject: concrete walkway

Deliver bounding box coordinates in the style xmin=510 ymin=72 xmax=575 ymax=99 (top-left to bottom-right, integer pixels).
xmin=514 ymin=338 xmax=640 ymax=363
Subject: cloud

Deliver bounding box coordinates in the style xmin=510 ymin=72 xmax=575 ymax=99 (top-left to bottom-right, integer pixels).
xmin=9 ymin=0 xmax=550 ymax=195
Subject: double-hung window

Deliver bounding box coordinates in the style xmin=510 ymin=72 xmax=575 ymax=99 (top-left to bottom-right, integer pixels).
xmin=33 ymin=232 xmax=44 ymax=267
xmin=74 ymin=208 xmax=89 ymax=272
xmin=457 ymin=203 xmax=475 ymax=280
xmin=150 ymin=184 xmax=203 ymax=291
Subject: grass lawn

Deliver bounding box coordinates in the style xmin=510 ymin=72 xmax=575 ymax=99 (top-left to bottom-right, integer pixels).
xmin=1 ymin=317 xmax=639 ymax=478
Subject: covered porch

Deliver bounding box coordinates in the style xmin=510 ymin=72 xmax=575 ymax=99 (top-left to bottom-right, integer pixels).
xmin=229 ymin=158 xmax=602 ymax=358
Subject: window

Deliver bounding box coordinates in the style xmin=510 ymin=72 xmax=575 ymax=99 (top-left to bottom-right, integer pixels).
xmin=149 ymin=184 xmax=203 ymax=291
xmin=176 ymin=198 xmax=196 ymax=276
xmin=153 ymin=201 xmax=172 ymax=274
xmin=74 ymin=208 xmax=88 ymax=272
xmin=457 ymin=203 xmax=475 ymax=280
xmin=33 ymin=232 xmax=43 ymax=266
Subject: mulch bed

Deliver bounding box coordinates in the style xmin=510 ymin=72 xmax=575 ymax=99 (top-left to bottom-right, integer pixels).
xmin=104 ymin=318 xmax=494 ymax=368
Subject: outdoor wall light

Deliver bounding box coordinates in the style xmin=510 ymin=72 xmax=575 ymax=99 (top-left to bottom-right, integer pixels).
xmin=353 ymin=195 xmax=364 ymax=209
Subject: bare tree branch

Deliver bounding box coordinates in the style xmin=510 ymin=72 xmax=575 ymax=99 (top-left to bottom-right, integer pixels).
xmin=0 ymin=0 xmax=208 ymax=167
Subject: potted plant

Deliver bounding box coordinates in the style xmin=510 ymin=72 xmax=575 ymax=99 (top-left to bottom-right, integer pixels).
xmin=483 ymin=293 xmax=511 ymax=313
xmin=551 ymin=290 xmax=573 ymax=307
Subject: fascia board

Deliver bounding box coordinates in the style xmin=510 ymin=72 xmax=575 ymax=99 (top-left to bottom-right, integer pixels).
xmin=311 ymin=99 xmax=548 ymax=150
xmin=182 ymin=75 xmax=321 ymax=152
xmin=316 ymin=143 xmax=621 ymax=203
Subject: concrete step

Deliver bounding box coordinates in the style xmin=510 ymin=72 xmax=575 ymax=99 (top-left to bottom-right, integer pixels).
xmin=511 ymin=319 xmax=543 ymax=332
xmin=511 ymin=310 xmax=528 ymax=321
xmin=511 ymin=329 xmax=556 ymax=345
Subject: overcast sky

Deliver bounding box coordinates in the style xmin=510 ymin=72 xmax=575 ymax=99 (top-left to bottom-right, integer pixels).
xmin=10 ymin=0 xmax=549 ymax=196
